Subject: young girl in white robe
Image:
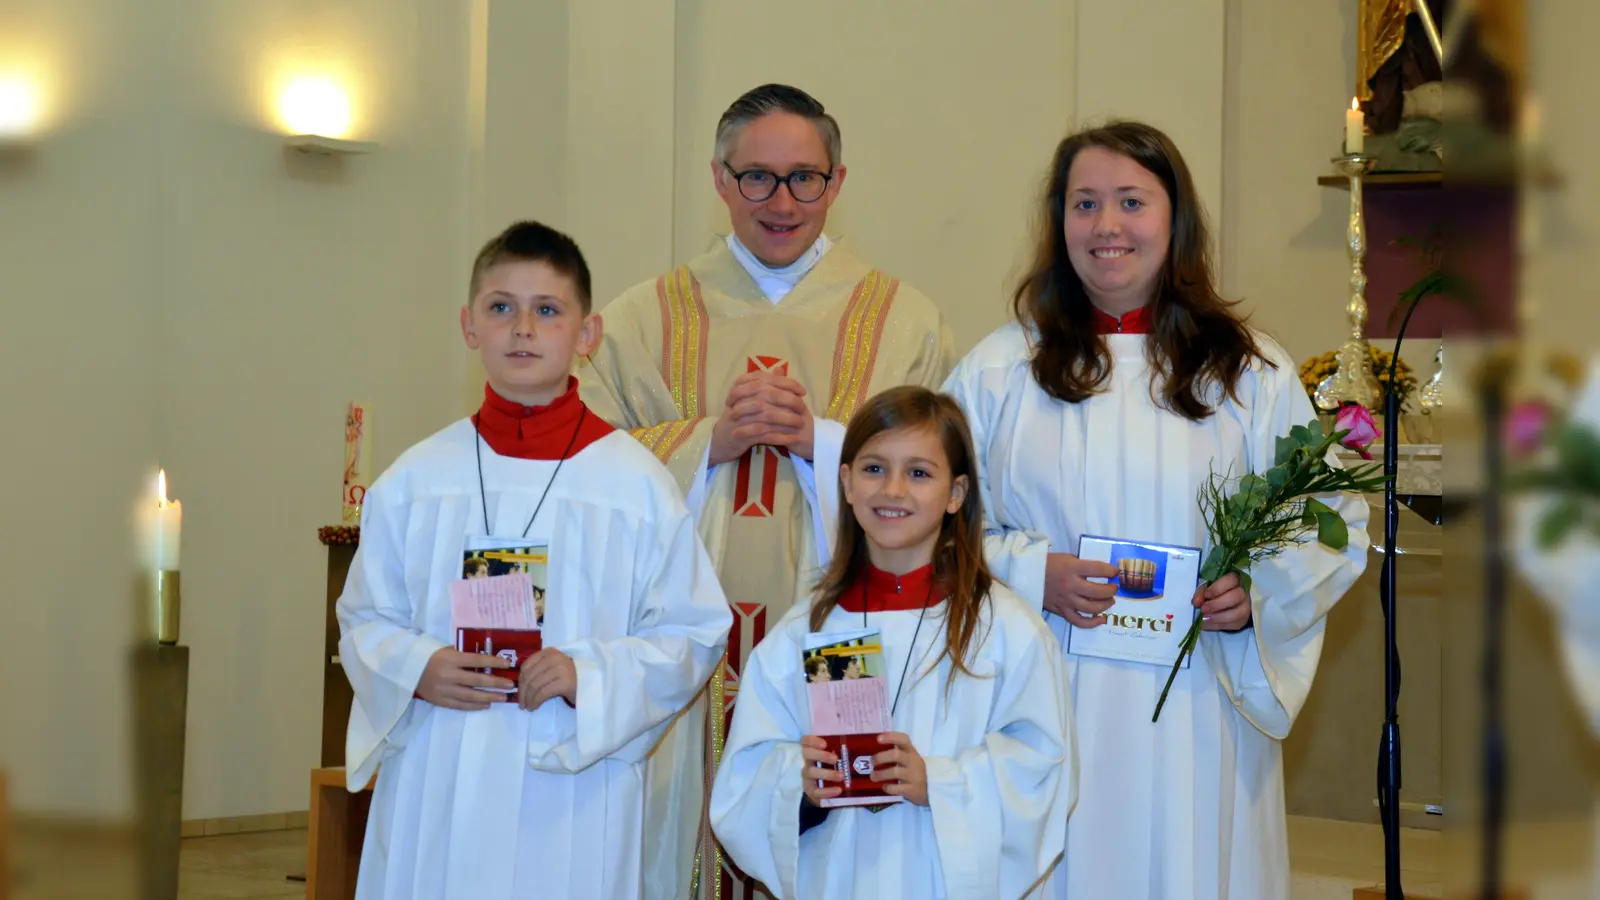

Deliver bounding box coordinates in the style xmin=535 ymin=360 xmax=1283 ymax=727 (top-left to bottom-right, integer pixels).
xmin=708 ymin=385 xmax=1075 ymax=900
xmin=943 ymin=121 xmax=1371 ymax=899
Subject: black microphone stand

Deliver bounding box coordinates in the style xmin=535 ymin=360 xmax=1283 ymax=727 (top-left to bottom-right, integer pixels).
xmin=1478 ymin=363 xmax=1509 ymax=900
xmin=1377 ymin=294 xmax=1428 ymax=900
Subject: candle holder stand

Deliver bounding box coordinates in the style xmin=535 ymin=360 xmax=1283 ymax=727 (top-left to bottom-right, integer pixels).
xmin=154 ymin=570 xmax=180 ymax=646
xmin=131 ymin=568 xmax=188 ymax=900
xmin=1315 ymin=153 xmax=1383 ymax=413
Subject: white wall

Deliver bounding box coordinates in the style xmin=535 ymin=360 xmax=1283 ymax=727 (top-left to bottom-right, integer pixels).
xmin=0 ymin=0 xmax=162 ymax=820
xmin=157 ymin=0 xmax=478 ymax=823
xmin=0 ymin=0 xmax=487 ymax=821
xmin=1524 ymin=0 xmax=1600 ymax=351
xmin=1222 ymin=0 xmax=1364 ymax=364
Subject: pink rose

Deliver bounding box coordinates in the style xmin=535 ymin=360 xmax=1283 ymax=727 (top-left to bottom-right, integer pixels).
xmin=1335 ymin=403 xmax=1381 ymax=459
xmin=1504 ymin=401 xmax=1552 ymax=457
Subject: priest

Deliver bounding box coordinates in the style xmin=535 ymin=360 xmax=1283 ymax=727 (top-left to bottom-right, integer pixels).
xmin=577 ymin=83 xmax=954 ymax=900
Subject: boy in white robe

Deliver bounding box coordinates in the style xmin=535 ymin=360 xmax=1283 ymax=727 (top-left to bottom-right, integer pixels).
xmin=337 ymin=221 xmax=733 ymax=900
xmin=709 ymin=386 xmax=1074 ymax=900
xmin=945 ymin=123 xmax=1369 ymax=898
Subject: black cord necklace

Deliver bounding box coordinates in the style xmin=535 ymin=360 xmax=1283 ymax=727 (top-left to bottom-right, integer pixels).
xmin=473 ymin=405 xmax=587 ymax=538
xmin=860 ymin=574 xmax=936 ymax=717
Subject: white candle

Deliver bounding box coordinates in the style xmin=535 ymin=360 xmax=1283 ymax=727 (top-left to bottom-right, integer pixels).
xmin=1345 ymin=97 xmax=1364 ymax=154
xmin=152 ymin=469 xmax=182 ymax=571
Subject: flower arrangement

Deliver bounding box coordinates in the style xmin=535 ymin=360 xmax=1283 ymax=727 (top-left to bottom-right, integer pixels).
xmin=318 ymin=525 xmax=361 ymax=546
xmin=1153 ymin=404 xmax=1389 ymax=721
xmin=1299 ymin=346 xmax=1417 ymax=407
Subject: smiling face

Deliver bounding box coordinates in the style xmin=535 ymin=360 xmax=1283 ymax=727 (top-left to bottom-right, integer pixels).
xmin=459 ymin=259 xmax=601 ymax=406
xmin=1062 ymin=145 xmax=1173 ymax=316
xmin=713 ymin=111 xmax=844 ymax=268
xmin=839 ymin=424 xmax=967 ymax=575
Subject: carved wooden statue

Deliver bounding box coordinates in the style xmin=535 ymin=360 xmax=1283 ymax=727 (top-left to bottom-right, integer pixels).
xmin=1358 ymin=0 xmax=1523 ymax=173
xmin=1360 ymin=0 xmax=1446 ymax=135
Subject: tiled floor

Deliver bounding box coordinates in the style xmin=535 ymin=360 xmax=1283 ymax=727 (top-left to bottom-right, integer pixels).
xmin=161 ymin=818 xmax=1452 ymax=898
xmin=1286 ymin=816 xmax=1444 ymax=898
xmin=8 ymin=814 xmax=1595 ymax=898
xmin=177 ymin=828 xmax=306 ymax=899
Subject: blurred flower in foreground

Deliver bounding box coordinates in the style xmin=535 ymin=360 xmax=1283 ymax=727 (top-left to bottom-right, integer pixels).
xmin=1509 ymin=354 xmax=1600 ymax=738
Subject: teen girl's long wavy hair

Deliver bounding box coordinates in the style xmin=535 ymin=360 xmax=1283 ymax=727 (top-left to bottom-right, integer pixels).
xmin=1013 ymin=120 xmax=1273 ymax=420
xmin=809 ymin=386 xmax=993 ymax=690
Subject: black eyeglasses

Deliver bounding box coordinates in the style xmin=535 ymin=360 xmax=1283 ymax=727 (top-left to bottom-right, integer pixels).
xmin=722 ymin=162 xmax=833 ymax=203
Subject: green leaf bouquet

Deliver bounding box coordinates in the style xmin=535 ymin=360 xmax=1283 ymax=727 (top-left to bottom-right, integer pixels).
xmin=1152 ymin=406 xmax=1389 ymax=722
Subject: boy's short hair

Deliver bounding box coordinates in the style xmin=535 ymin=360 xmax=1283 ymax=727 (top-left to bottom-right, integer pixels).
xmin=468 ymin=221 xmax=593 ymax=313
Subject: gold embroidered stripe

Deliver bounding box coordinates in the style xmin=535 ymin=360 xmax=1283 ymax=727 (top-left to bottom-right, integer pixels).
xmin=689 ymin=665 xmax=724 ymax=900
xmin=825 ymin=270 xmax=900 ymax=422
xmin=629 ymin=419 xmax=699 ymax=463
xmin=707 ymin=661 xmax=727 ymax=900
xmin=655 ymin=265 xmax=709 ymax=420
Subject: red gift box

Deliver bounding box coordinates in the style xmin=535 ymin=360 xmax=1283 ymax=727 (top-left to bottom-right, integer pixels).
xmin=454 ymin=627 xmax=542 ymax=695
xmin=816 ymin=734 xmax=900 ymax=808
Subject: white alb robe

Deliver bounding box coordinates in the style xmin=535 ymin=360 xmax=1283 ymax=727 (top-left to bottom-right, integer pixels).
xmin=708 ymin=582 xmax=1075 ymax=900
xmin=337 ymin=421 xmax=733 ymax=900
xmin=942 ymin=322 xmax=1370 ymax=900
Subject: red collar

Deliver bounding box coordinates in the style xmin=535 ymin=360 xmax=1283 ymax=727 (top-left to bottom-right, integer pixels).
xmin=1090 ymin=304 xmax=1153 ymax=335
xmin=471 ymin=377 xmax=614 ymax=460
xmin=838 ymin=563 xmax=941 ymax=613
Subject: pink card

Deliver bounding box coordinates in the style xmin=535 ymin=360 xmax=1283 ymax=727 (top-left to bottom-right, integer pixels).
xmin=449 ymin=572 xmax=539 ymax=630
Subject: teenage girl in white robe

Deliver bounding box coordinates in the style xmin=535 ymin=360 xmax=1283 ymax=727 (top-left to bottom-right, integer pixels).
xmin=709 ymin=386 xmax=1075 ymax=899
xmin=943 ymin=120 xmax=1371 ymax=899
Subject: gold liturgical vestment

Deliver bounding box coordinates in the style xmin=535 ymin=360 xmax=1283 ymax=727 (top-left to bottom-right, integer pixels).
xmin=577 ymin=236 xmax=953 ymax=900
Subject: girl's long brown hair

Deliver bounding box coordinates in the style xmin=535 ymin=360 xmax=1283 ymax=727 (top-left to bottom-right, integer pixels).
xmin=809 ymin=386 xmax=993 ymax=690
xmin=1014 ymin=120 xmax=1272 ymax=420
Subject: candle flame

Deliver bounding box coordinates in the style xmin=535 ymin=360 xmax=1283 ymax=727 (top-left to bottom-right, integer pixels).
xmin=1351 ymin=97 xmax=1360 ymax=111
xmin=157 ymin=469 xmax=168 ymax=508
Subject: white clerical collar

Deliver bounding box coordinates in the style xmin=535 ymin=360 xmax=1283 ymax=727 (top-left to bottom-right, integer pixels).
xmin=726 ymin=232 xmax=832 ymax=303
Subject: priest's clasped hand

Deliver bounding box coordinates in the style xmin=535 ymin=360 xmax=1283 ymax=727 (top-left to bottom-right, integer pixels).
xmin=710 ymin=370 xmax=815 ymax=464
xmin=871 ymin=733 xmax=928 ymax=806
xmin=518 ymin=649 xmax=578 ymax=710
xmin=1194 ymin=572 xmax=1251 ymax=632
xmin=799 ymin=735 xmax=844 ymax=806
xmin=1043 ymin=553 xmax=1121 ymax=628
xmin=418 ymin=649 xmax=515 ymax=711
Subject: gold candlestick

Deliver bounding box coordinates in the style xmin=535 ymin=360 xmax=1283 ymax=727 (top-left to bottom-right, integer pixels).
xmin=1315 ymin=153 xmax=1383 ymax=412
xmin=138 ymin=570 xmax=182 ymax=645
xmin=155 ymin=570 xmax=181 ymax=645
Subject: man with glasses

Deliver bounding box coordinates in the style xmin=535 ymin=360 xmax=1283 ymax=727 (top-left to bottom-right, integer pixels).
xmin=578 ymin=83 xmax=953 ymax=900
